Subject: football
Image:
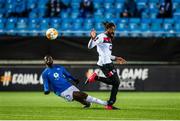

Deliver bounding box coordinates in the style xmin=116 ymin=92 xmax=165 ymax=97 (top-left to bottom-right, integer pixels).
xmin=46 ymin=28 xmax=58 ymax=40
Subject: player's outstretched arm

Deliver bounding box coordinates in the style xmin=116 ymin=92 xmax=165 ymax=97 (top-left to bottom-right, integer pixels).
xmin=42 ymin=72 xmax=50 ymax=95
xmin=62 ymin=66 xmax=80 ymax=84
xmin=88 ymin=29 xmax=97 ymax=49
xmin=90 ymin=29 xmax=96 ymax=39
xmin=115 ymin=56 xmax=127 ymax=64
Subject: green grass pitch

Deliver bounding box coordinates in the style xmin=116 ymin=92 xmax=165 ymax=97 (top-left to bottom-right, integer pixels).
xmin=0 ymin=92 xmax=180 ymax=120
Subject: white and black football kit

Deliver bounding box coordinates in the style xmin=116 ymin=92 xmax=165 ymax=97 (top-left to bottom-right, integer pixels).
xmin=88 ymin=33 xmax=120 ymax=106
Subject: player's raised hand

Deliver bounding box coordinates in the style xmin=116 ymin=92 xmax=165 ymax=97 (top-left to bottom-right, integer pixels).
xmin=90 ymin=29 xmax=96 ymax=39
xmin=116 ymin=57 xmax=127 ymax=64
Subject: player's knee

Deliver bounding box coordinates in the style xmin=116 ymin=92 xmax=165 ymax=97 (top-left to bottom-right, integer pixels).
xmin=111 ymin=77 xmax=120 ymax=87
xmin=116 ymin=79 xmax=120 ymax=86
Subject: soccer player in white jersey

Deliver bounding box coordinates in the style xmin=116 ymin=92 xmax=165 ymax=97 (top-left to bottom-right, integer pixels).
xmin=86 ymin=22 xmax=126 ymax=110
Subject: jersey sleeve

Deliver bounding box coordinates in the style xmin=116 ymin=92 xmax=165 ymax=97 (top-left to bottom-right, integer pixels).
xmin=110 ymin=55 xmax=116 ymax=60
xmin=42 ymin=71 xmax=50 ymax=93
xmin=88 ymin=34 xmax=103 ymax=49
xmin=61 ymin=66 xmax=76 ymax=81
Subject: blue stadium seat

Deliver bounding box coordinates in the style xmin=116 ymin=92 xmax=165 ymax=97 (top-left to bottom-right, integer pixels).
xmin=50 ymin=18 xmax=61 ymax=29
xmin=175 ymin=23 xmax=180 ymax=37
xmin=149 ymin=0 xmax=158 ymax=3
xmin=138 ymin=0 xmax=148 ymax=3
xmin=61 ymin=0 xmax=71 ymax=5
xmin=29 ymin=10 xmax=38 ymax=18
xmin=175 ymin=23 xmax=180 ymax=32
xmin=141 ymin=17 xmax=152 ymax=36
xmin=94 ymin=9 xmax=104 ymax=20
xmin=104 ymin=3 xmax=113 ymax=10
xmin=5 ymin=4 xmax=14 ymax=15
xmin=104 ymin=12 xmax=114 ymax=19
xmin=27 ymin=0 xmax=36 ymax=9
xmin=39 ymin=18 xmax=49 ymax=30
xmin=128 ymin=22 xmax=141 ymax=37
xmin=73 ymin=18 xmax=83 ymax=24
xmin=137 ymin=2 xmax=147 ymax=10
xmin=94 ymin=3 xmax=102 ymax=9
xmin=71 ymin=19 xmax=83 ymax=30
xmin=151 ymin=23 xmax=161 ymax=31
xmin=128 ymin=19 xmax=140 ymax=37
xmin=16 ymin=18 xmax=27 ymax=30
xmin=71 ymin=0 xmax=81 ymax=3
xmin=16 ymin=18 xmax=28 ymax=36
xmin=6 ymin=18 xmax=16 ymax=30
xmin=141 ymin=18 xmax=151 ymax=24
xmin=116 ymin=23 xmax=127 ymax=31
xmin=163 ymin=19 xmax=174 ymax=31
xmin=141 ymin=11 xmax=149 ymax=18
xmin=28 ymin=18 xmax=39 ymax=30
xmin=61 ymin=12 xmax=69 ymax=19
xmin=119 ymin=18 xmax=129 ymax=23
xmin=84 ymin=18 xmax=94 ymax=24
xmin=72 ymin=22 xmax=82 ymax=31
xmin=70 ymin=11 xmax=79 ymax=19
xmin=37 ymin=8 xmax=45 ymax=18
xmin=150 ymin=23 xmax=163 ymax=37
xmin=149 ymin=9 xmax=158 ymax=18
xmin=116 ymin=0 xmax=124 ymax=3
xmin=129 ymin=18 xmax=140 ymax=23
xmin=93 ymin=0 xmax=104 ymax=3
xmin=83 ymin=23 xmax=93 ymax=31
xmin=61 ymin=19 xmax=72 ymax=30
xmin=71 ymin=2 xmax=80 ymax=10
xmin=0 ymin=19 xmax=5 ymax=31
xmin=140 ymin=23 xmax=151 ymax=37
xmin=149 ymin=3 xmax=156 ymax=9
xmin=173 ymin=2 xmax=179 ymax=10
xmin=39 ymin=18 xmax=49 ymax=36
xmin=37 ymin=0 xmax=48 ymax=8
xmin=94 ymin=22 xmax=103 ymax=31
xmin=174 ymin=9 xmax=180 ymax=19
xmin=27 ymin=18 xmax=39 ymax=36
xmin=105 ymin=0 xmax=115 ymax=3
xmin=0 ymin=9 xmax=5 ymax=18
xmin=115 ymin=3 xmax=122 ymax=11
xmin=172 ymin=0 xmax=180 ymax=2
xmin=151 ymin=19 xmax=163 ymax=24
xmin=141 ymin=23 xmax=150 ymax=31
xmin=5 ymin=18 xmax=17 ymax=35
xmin=0 ymin=0 xmax=5 ymax=4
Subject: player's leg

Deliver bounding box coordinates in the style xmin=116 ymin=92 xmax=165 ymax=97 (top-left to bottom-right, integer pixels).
xmin=85 ymin=66 xmax=114 ymax=85
xmin=107 ymin=72 xmax=120 ymax=106
xmin=60 ymin=86 xmax=90 ymax=108
xmin=99 ymin=63 xmax=120 ymax=109
xmin=85 ymin=63 xmax=117 ymax=85
xmin=72 ymin=91 xmax=91 ymax=108
xmin=73 ymin=91 xmax=107 ymax=106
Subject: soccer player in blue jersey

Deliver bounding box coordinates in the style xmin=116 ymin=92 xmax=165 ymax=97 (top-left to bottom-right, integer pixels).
xmin=42 ymin=55 xmax=108 ymax=109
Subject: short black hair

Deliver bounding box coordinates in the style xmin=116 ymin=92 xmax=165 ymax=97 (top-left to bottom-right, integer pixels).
xmin=44 ymin=55 xmax=53 ymax=61
xmin=102 ymin=21 xmax=116 ymax=30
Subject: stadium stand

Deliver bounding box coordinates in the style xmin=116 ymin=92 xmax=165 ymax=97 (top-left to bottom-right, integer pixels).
xmin=0 ymin=0 xmax=179 ymax=37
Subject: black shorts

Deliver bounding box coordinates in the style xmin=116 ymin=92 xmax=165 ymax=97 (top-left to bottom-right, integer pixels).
xmin=99 ymin=63 xmax=117 ymax=77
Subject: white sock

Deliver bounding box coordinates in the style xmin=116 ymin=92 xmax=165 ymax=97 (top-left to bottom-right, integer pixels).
xmin=86 ymin=95 xmax=107 ymax=106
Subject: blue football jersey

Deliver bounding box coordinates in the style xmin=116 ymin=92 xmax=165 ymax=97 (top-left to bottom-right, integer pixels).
xmin=42 ymin=65 xmax=76 ymax=95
